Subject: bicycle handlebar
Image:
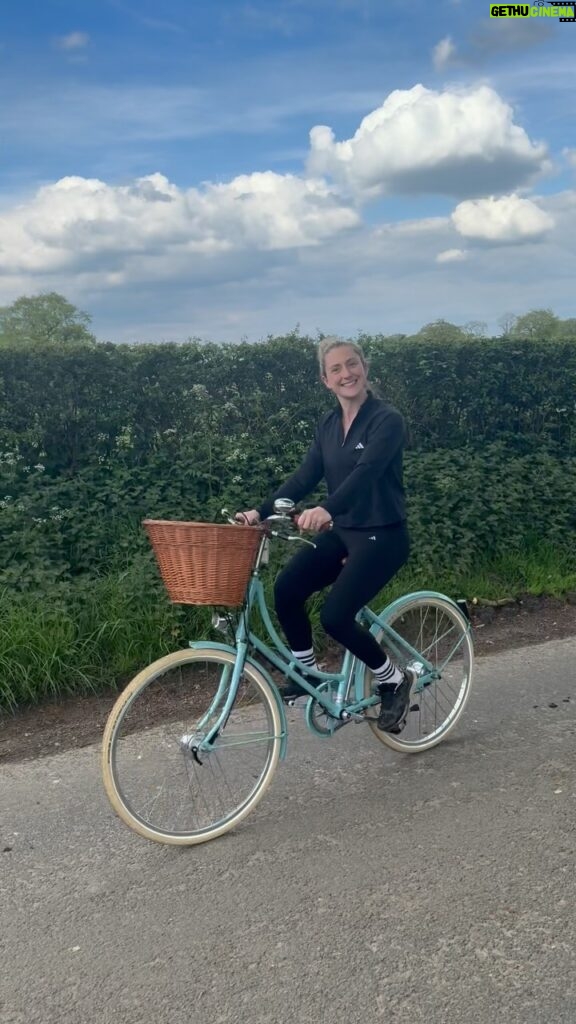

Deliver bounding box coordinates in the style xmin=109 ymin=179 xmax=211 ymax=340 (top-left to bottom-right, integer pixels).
xmin=221 ymin=508 xmax=316 ymax=547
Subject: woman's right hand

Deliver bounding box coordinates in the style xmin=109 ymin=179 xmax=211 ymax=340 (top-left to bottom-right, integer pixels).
xmin=235 ymin=509 xmax=261 ymax=526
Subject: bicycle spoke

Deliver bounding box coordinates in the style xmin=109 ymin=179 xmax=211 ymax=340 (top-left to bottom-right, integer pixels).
xmin=367 ymin=596 xmax=473 ymax=750
xmin=104 ymin=652 xmax=281 ymax=842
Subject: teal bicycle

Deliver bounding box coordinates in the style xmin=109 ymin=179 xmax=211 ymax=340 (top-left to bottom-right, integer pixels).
xmin=102 ymin=500 xmax=474 ymax=846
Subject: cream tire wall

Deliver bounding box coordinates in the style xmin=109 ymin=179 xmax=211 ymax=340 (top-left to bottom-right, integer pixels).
xmin=101 ymin=647 xmax=283 ymax=846
xmin=364 ymin=595 xmax=474 ymax=754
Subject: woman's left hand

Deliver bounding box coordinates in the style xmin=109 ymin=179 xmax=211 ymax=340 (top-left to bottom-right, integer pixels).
xmin=296 ymin=507 xmax=332 ymax=532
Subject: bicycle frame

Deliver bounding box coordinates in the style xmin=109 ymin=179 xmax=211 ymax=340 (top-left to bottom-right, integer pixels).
xmin=188 ymin=530 xmax=470 ymax=752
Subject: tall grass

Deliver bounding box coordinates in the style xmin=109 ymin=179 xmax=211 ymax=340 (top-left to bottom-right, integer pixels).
xmin=0 ymin=557 xmax=209 ymax=712
xmin=447 ymin=537 xmax=576 ymax=603
xmin=2 ymin=539 xmax=576 ymax=712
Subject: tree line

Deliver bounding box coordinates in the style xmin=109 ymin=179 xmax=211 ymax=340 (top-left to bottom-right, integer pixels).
xmin=1 ymin=292 xmax=575 ymax=348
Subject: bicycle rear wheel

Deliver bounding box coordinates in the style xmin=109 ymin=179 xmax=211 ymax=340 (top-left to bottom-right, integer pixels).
xmin=102 ymin=648 xmax=283 ymax=845
xmin=364 ymin=595 xmax=474 ymax=752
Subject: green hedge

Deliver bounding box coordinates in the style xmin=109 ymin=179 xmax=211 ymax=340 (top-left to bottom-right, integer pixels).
xmin=2 ymin=334 xmax=576 ymax=473
xmin=2 ymin=333 xmax=576 ymax=588
xmin=2 ymin=333 xmax=576 ymax=709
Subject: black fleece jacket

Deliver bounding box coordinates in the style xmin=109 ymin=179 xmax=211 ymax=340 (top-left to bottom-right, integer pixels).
xmin=258 ymin=393 xmax=407 ymax=529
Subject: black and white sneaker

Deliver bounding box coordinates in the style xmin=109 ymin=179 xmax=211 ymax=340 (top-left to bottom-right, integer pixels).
xmin=377 ymin=669 xmax=416 ymax=732
xmin=281 ymin=679 xmax=310 ymax=704
xmin=281 ymin=666 xmax=323 ymax=704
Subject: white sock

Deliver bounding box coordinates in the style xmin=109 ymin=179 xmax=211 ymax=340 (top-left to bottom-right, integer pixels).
xmin=373 ymin=659 xmax=403 ymax=688
xmin=291 ymin=648 xmax=317 ymax=671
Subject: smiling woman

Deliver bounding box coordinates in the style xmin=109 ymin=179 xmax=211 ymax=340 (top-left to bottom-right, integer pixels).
xmin=237 ymin=336 xmax=415 ymax=732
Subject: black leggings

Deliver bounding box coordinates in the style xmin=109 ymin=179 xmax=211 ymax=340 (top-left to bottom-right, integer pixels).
xmin=274 ymin=523 xmax=410 ymax=670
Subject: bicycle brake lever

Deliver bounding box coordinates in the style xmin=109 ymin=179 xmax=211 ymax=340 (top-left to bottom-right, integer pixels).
xmin=269 ymin=529 xmax=316 ymax=548
xmin=287 ymin=535 xmax=316 ymax=548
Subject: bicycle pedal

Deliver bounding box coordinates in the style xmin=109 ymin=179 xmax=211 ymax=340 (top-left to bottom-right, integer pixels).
xmin=387 ymin=707 xmax=411 ymax=734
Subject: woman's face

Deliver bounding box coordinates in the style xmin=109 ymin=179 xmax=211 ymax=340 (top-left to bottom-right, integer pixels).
xmin=322 ymin=345 xmax=368 ymax=402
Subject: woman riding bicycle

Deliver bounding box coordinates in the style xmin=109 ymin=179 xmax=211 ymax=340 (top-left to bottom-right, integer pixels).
xmin=237 ymin=336 xmax=413 ymax=733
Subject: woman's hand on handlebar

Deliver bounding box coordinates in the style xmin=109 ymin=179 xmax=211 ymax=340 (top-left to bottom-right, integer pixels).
xmin=233 ymin=505 xmax=332 ymax=534
xmin=296 ymin=506 xmax=332 ymax=533
xmin=234 ymin=509 xmax=261 ymax=526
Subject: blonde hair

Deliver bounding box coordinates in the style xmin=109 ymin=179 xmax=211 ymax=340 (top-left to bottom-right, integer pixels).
xmin=317 ymin=336 xmax=368 ymax=378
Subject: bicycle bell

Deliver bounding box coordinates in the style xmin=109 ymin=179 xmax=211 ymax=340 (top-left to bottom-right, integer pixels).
xmin=274 ymin=498 xmax=295 ymax=516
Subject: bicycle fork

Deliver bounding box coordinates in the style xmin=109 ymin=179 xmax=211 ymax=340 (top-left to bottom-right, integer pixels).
xmin=180 ymin=645 xmax=249 ymax=761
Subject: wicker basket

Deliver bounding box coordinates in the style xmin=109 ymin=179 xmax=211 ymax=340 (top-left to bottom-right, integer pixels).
xmin=143 ymin=519 xmax=262 ymax=606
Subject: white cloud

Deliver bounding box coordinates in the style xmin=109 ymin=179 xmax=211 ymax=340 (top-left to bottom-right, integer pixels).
xmin=563 ymin=148 xmax=576 ymax=170
xmin=80 ymin=193 xmax=576 ymax=341
xmin=56 ymin=32 xmax=90 ymax=50
xmin=432 ymin=36 xmax=457 ymax=71
xmin=391 ymin=216 xmax=449 ymax=236
xmin=0 ymin=171 xmax=360 ymax=276
xmin=0 ymin=76 xmax=572 ymax=343
xmin=1 ymin=190 xmax=575 ymax=343
xmin=307 ymin=84 xmax=549 ymax=199
xmin=452 ymin=194 xmax=555 ymax=243
xmin=436 ymin=248 xmax=467 ymax=263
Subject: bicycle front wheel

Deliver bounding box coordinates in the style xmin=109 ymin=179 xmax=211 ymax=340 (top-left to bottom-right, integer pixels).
xmin=102 ymin=648 xmax=283 ymax=845
xmin=364 ymin=595 xmax=474 ymax=753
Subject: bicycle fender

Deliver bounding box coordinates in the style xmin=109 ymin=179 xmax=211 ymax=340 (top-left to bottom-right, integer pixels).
xmin=371 ymin=591 xmax=472 ymax=631
xmin=188 ymin=640 xmax=288 ymax=760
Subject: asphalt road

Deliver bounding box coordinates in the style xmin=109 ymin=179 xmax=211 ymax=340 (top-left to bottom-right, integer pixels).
xmin=1 ymin=637 xmax=576 ymax=1024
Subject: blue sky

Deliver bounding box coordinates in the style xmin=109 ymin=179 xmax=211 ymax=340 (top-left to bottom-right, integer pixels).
xmin=0 ymin=0 xmax=575 ymax=341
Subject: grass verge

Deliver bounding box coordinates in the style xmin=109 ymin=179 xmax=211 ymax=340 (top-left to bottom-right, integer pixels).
xmin=2 ymin=539 xmax=576 ymax=712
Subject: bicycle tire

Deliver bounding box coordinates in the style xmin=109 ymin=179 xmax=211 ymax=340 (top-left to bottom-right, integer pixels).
xmin=364 ymin=594 xmax=474 ymax=753
xmin=102 ymin=647 xmax=283 ymax=845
